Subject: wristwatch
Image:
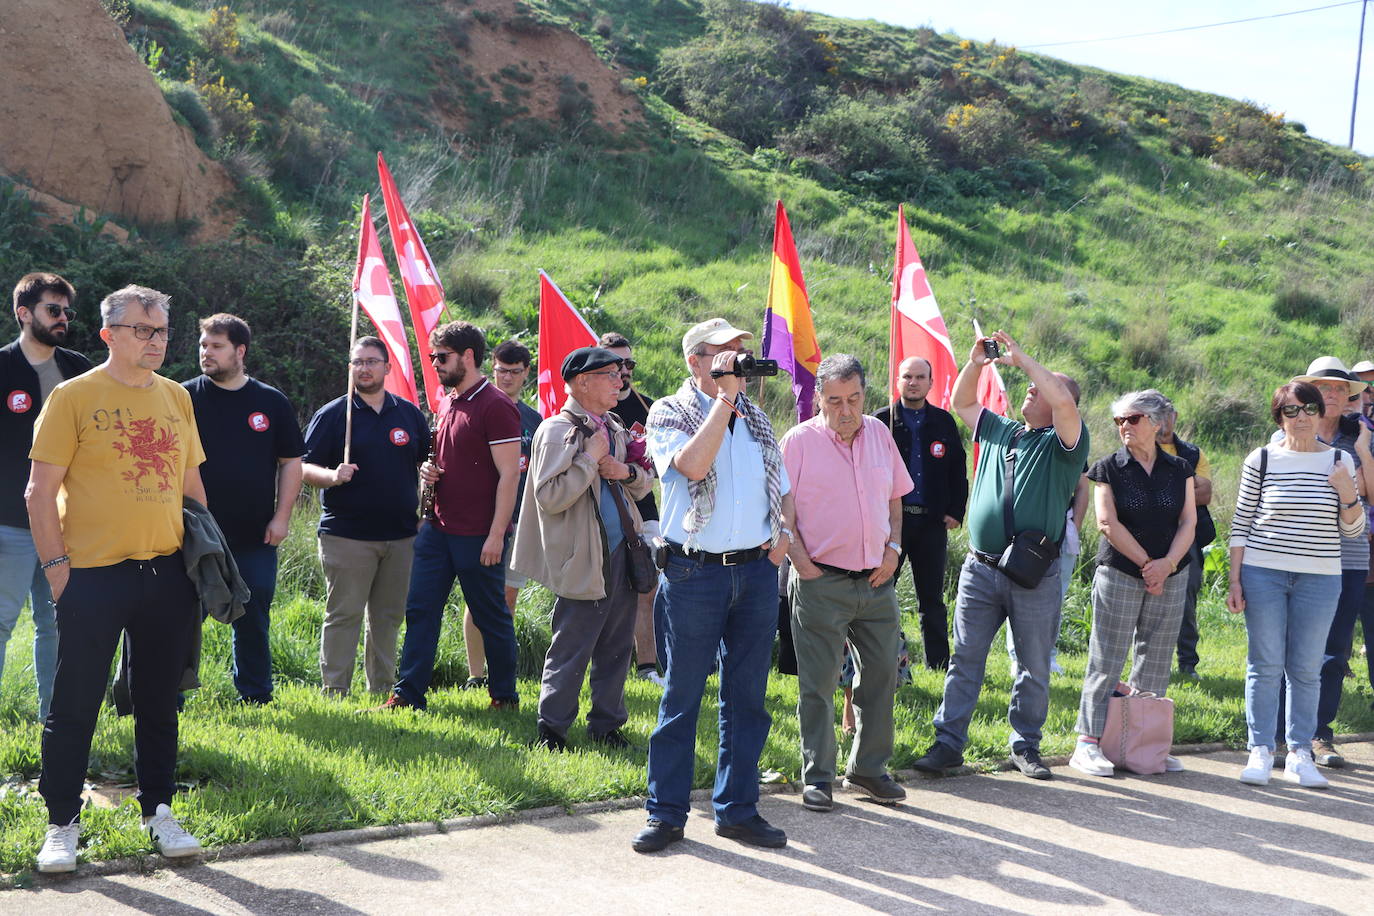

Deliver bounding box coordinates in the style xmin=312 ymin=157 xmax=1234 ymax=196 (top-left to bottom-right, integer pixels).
xmin=625 ymin=464 xmax=638 ymax=484
xmin=886 ymin=540 xmax=901 ymax=553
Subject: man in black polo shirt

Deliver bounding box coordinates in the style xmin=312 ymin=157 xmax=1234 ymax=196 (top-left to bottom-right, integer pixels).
xmin=0 ymin=272 xmax=90 ymax=721
xmin=380 ymin=321 xmax=522 ymax=711
xmin=183 ymin=314 xmax=303 ymax=704
xmin=302 ymin=337 xmax=429 ymax=696
xmin=873 ymin=356 xmax=968 ymax=670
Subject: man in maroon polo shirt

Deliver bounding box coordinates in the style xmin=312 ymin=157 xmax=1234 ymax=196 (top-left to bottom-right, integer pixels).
xmin=380 ymin=321 xmax=523 ymax=709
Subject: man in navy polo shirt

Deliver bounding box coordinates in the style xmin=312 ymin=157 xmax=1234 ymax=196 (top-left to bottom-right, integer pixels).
xmin=380 ymin=321 xmax=522 ymax=710
xmin=184 ymin=314 xmax=303 ymax=704
xmin=302 ymin=337 xmax=429 ymax=696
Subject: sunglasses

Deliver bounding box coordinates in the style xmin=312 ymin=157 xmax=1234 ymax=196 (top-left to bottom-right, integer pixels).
xmin=1279 ymin=402 xmax=1321 ymax=418
xmin=429 ymin=351 xmax=453 ymax=364
xmin=1112 ymin=414 xmax=1146 ymax=427
xmin=39 ymin=304 xmax=76 ymax=321
xmin=620 ymin=359 xmax=636 ymax=371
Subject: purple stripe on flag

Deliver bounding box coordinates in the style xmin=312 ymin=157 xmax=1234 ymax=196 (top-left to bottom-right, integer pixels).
xmin=763 ymin=310 xmax=797 ymax=375
xmin=793 ymin=364 xmax=816 ymax=422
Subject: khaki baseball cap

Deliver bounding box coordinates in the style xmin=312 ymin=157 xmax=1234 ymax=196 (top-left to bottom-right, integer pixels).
xmin=681 ymin=318 xmax=753 ymax=357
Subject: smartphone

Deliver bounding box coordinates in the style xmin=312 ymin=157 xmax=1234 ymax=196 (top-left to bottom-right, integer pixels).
xmin=982 ymin=339 xmax=1001 ymax=361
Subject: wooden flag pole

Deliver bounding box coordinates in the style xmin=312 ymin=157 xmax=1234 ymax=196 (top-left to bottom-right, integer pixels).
xmin=343 ymin=285 xmax=360 ymax=465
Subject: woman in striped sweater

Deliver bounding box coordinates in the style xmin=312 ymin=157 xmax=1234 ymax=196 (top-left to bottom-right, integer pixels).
xmin=1228 ymin=381 xmax=1365 ymax=789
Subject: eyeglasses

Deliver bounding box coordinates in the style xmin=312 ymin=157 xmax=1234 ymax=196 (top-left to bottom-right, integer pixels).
xmin=583 ymin=369 xmax=622 ymax=380
xmin=40 ymin=304 xmax=76 ymax=321
xmin=108 ymin=323 xmax=171 ymax=341
xmin=1279 ymin=403 xmax=1321 ymax=418
xmin=1113 ymin=414 xmax=1146 ymax=427
xmin=493 ymin=366 xmax=526 ymax=376
xmin=429 ymin=351 xmax=453 ymax=365
xmin=619 ymin=359 xmax=636 ymax=371
xmin=350 ymin=357 xmax=386 ymax=368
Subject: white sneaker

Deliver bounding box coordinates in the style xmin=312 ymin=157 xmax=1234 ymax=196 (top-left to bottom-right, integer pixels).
xmin=1283 ymin=747 xmax=1330 ymax=789
xmin=1050 ymin=659 xmax=1066 ymax=676
xmin=143 ymin=804 xmax=203 ymax=858
xmin=1070 ymin=741 xmax=1115 ymax=777
xmin=1239 ymin=746 xmax=1274 ymax=786
xmin=1165 ymin=755 xmax=1185 ymax=772
xmin=36 ymin=823 xmax=79 ymax=873
xmin=638 ymin=668 xmax=666 ymax=687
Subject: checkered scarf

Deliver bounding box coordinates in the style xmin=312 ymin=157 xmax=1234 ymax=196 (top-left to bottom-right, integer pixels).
xmin=649 ymin=378 xmax=783 ymax=549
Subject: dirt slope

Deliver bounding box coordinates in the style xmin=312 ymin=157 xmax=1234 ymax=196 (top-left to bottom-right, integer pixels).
xmin=0 ymin=0 xmax=235 ymax=238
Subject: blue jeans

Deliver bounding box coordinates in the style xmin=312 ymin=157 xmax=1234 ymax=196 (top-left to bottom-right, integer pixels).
xmin=646 ymin=552 xmax=777 ymax=828
xmin=0 ymin=524 xmax=57 ymax=720
xmin=394 ymin=523 xmax=514 ymax=707
xmin=229 ymin=545 xmax=278 ymax=702
xmin=1241 ymin=564 xmax=1341 ymax=751
xmin=935 ymin=554 xmax=1062 ymax=752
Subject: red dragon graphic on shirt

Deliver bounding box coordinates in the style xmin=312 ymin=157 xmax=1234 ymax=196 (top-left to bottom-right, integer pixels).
xmin=111 ymin=416 xmax=179 ymax=491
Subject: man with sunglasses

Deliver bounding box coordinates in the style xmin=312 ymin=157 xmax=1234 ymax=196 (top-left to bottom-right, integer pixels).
xmin=0 ymin=273 xmax=90 ymax=723
xmin=302 ymin=337 xmax=430 ymax=696
xmin=598 ymin=331 xmax=665 ymax=687
xmin=380 ymin=321 xmax=522 ymax=711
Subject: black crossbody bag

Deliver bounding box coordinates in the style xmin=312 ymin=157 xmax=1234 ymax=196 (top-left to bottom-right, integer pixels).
xmin=997 ymin=429 xmax=1060 ymax=588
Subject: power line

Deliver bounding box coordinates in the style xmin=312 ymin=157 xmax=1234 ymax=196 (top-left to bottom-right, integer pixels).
xmin=1023 ymin=1 xmax=1362 ymax=50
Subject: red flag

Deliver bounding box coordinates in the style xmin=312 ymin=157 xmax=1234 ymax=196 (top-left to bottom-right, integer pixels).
xmin=971 ymin=319 xmax=1009 ymax=471
xmin=377 ymin=152 xmax=445 ymax=412
xmin=352 ymin=195 xmax=418 ymax=405
xmin=536 ymin=270 xmax=597 ymax=418
xmin=889 ymin=205 xmax=958 ymax=409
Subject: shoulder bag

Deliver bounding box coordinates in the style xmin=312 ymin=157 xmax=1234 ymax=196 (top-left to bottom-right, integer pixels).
xmin=996 ymin=429 xmax=1060 ymax=588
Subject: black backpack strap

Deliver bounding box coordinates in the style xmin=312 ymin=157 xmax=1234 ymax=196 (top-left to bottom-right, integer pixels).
xmin=1002 ymin=430 xmax=1024 ymax=545
xmin=1258 ymin=446 xmax=1268 ymax=491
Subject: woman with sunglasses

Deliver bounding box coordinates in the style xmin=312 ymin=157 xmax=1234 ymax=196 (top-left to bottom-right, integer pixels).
xmin=1229 ymin=382 xmax=1365 ymax=789
xmin=1070 ymin=390 xmax=1196 ymax=777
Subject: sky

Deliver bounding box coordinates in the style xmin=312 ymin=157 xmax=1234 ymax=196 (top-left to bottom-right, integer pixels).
xmin=788 ymin=0 xmax=1374 ymax=154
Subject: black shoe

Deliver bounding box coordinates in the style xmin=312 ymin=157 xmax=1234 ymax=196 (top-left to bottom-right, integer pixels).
xmin=632 ymin=817 xmax=684 ymax=853
xmin=1177 ymin=666 xmax=1200 ymax=681
xmin=590 ymin=728 xmax=633 ymax=750
xmin=912 ymin=741 xmax=964 ymax=774
xmin=843 ymin=772 xmax=906 ymax=805
xmin=1010 ymin=744 xmax=1052 ymax=780
xmin=534 ymin=723 xmax=568 ymax=752
xmin=715 ymin=815 xmax=787 ymax=848
xmin=801 ymin=783 xmax=833 ymax=812
xmin=461 ymin=676 xmax=489 ymax=690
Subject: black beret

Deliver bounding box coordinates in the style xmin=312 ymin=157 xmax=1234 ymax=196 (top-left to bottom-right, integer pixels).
xmin=561 ymin=346 xmax=623 ymax=381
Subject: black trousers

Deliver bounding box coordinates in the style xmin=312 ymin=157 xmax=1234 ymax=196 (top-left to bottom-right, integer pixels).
xmin=898 ymin=512 xmax=950 ymax=670
xmin=1174 ymin=544 xmax=1204 ymax=670
xmin=40 ymin=553 xmax=197 ymax=825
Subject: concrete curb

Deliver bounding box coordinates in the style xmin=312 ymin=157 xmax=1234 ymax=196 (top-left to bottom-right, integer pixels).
xmin=14 ymin=731 xmax=1374 ymax=885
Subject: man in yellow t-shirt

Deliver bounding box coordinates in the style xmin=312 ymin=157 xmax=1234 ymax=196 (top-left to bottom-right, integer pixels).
xmin=26 ymin=285 xmax=207 ymax=873
xmin=1156 ymin=399 xmax=1214 ymax=679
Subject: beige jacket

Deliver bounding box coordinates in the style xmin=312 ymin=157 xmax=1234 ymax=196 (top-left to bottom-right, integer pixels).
xmin=510 ymin=397 xmax=655 ymax=600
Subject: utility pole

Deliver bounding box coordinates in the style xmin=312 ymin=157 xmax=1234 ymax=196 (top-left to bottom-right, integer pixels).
xmin=1352 ymin=0 xmax=1369 ymax=148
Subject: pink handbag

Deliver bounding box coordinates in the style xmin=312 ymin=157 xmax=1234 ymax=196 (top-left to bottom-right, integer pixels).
xmin=1099 ymin=681 xmax=1174 ymax=775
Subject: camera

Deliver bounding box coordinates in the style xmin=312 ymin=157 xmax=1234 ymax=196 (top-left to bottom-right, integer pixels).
xmin=710 ymin=354 xmax=780 ymax=379
xmin=982 ymin=339 xmax=1001 ymax=362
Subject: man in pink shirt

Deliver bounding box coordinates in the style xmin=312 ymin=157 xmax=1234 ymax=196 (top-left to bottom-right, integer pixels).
xmin=782 ymin=354 xmax=913 ymax=812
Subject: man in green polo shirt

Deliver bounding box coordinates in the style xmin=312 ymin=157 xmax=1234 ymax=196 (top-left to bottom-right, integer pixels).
xmin=913 ymin=331 xmax=1088 ymax=780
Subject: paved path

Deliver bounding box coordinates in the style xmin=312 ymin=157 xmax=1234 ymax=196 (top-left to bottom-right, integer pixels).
xmin=6 ymin=740 xmax=1374 ymax=914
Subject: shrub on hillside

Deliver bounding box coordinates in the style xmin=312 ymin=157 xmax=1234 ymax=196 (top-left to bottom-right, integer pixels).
xmin=200 ymin=6 xmax=240 ymax=57
xmin=276 ymin=95 xmax=350 ymax=191
xmin=161 ymin=81 xmax=216 ymax=148
xmin=1212 ymin=102 xmax=1291 ymax=175
xmin=1191 ymin=391 xmax=1264 ymax=450
xmin=779 ymin=91 xmax=931 ymax=178
xmin=1272 ymin=288 xmax=1338 ymax=325
xmin=943 ymin=98 xmax=1025 ymax=169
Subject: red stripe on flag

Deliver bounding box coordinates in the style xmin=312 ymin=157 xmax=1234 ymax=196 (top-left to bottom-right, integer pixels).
xmin=352 ymin=195 xmax=418 ymax=405
xmin=536 ymin=271 xmax=597 ymax=418
xmin=888 ymin=204 xmax=959 ymax=409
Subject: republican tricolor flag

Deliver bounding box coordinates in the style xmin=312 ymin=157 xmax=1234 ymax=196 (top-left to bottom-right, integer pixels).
xmin=889 ymin=205 xmax=958 ymax=409
xmin=352 ymin=195 xmax=418 ymax=405
xmin=536 ymin=271 xmax=597 ymax=418
xmin=761 ymin=201 xmax=822 ymax=422
xmin=377 ymin=153 xmax=445 ymax=412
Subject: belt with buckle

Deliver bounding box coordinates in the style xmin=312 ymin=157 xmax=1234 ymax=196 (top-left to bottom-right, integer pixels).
xmin=666 ymin=542 xmax=767 ymax=566
xmin=902 ymin=505 xmax=929 ymax=515
xmin=814 ymin=562 xmax=876 ymax=580
xmin=971 ymin=549 xmax=1001 ymax=568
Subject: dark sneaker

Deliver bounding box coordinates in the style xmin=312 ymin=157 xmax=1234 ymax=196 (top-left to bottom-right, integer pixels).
xmin=461 ymin=676 xmax=489 ymax=690
xmin=1177 ymin=666 xmax=1200 ymax=681
xmin=534 ymin=722 xmax=568 ymax=752
xmin=489 ymin=697 xmax=520 ymax=710
xmin=802 ymin=783 xmax=833 ymax=812
xmin=590 ymin=728 xmax=633 ymax=750
xmin=843 ymin=772 xmax=906 ymax=805
xmin=1312 ymin=738 xmax=1345 ymax=768
xmin=371 ymin=693 xmax=414 ymax=711
xmin=1010 ymin=744 xmax=1052 ymax=780
xmin=715 ymin=815 xmax=787 ymax=848
xmin=632 ymin=817 xmax=684 ymax=853
xmin=912 ymin=741 xmax=964 ymax=774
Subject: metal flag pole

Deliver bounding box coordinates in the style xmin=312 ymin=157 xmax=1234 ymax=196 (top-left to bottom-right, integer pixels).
xmin=343 ymin=279 xmax=360 ymax=465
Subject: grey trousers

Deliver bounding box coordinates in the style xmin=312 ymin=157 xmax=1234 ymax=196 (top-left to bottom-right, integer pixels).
xmin=538 ymin=543 xmax=638 ymax=738
xmin=791 ymin=568 xmax=901 ymax=786
xmin=318 ymin=533 xmax=414 ymax=694
xmin=1077 ymin=564 xmax=1187 ymax=737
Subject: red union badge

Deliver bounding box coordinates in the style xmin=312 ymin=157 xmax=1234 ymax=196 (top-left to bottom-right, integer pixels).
xmin=390 ymin=428 xmax=411 ymax=446
xmin=930 ymin=441 xmax=946 ymax=458
xmin=247 ymin=411 xmax=270 ymax=432
xmin=7 ymin=390 xmax=31 ymax=413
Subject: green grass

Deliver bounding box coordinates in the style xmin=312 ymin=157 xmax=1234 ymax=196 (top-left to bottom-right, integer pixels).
xmin=2 ymin=517 xmax=1373 ymax=878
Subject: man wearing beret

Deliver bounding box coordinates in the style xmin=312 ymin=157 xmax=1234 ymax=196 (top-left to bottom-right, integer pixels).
xmin=512 ymin=347 xmax=656 ymax=750
xmin=379 ymin=321 xmax=523 ymax=711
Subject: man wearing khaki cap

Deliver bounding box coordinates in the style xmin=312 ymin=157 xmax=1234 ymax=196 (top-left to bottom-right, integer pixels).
xmin=632 ymin=318 xmax=795 ymax=853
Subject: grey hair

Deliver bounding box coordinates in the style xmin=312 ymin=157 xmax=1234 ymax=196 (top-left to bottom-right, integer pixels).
xmin=815 ymin=353 xmax=865 ymax=391
xmin=1110 ymin=389 xmax=1172 ymax=427
xmin=100 ymin=285 xmax=171 ymax=326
